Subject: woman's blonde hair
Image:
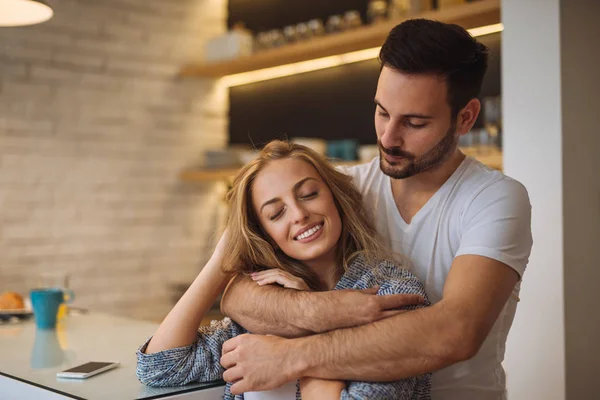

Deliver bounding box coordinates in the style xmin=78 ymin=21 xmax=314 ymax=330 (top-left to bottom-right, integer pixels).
xmin=221 ymin=140 xmax=387 ymax=290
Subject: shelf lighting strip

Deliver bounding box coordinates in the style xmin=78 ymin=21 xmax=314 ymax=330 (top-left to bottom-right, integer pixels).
xmin=219 ymin=23 xmax=503 ymax=88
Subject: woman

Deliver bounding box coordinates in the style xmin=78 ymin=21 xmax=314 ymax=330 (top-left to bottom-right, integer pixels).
xmin=137 ymin=140 xmax=431 ymax=399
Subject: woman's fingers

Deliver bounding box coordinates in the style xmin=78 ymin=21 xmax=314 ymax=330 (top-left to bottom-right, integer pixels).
xmin=257 ymin=275 xmax=295 ymax=288
xmin=251 ymin=270 xmax=293 ymax=285
xmin=251 ymin=269 xmax=285 ymax=280
xmin=251 ymin=269 xmax=308 ymax=290
xmin=256 ymin=276 xmax=284 ymax=286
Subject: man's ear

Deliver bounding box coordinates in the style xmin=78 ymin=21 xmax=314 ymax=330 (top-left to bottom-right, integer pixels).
xmin=456 ymin=98 xmax=481 ymax=136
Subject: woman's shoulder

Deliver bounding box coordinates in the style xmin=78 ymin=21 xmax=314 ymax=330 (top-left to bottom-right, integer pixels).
xmin=340 ymin=255 xmax=428 ymax=299
xmin=348 ymin=254 xmax=410 ymax=276
xmin=336 ymin=255 xmax=409 ymax=288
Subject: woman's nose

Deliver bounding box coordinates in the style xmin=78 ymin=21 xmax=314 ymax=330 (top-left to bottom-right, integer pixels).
xmin=290 ymin=203 xmax=309 ymax=224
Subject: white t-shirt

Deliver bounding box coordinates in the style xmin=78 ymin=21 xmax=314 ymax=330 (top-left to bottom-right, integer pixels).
xmin=343 ymin=156 xmax=533 ymax=400
xmin=244 ymin=382 xmax=297 ymax=400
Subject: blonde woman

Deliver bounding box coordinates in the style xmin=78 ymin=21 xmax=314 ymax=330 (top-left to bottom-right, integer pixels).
xmin=136 ymin=140 xmax=431 ymax=399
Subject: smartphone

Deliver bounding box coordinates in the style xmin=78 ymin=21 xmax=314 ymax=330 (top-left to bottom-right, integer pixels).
xmin=56 ymin=361 xmax=120 ymax=379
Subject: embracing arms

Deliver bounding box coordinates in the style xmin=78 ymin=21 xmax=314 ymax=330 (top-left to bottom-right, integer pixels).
xmin=298 ymin=255 xmax=520 ymax=380
xmin=221 ymin=275 xmax=422 ymax=338
xmin=220 ymin=255 xmax=519 ymax=394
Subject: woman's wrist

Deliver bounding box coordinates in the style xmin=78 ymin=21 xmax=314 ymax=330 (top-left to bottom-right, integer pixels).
xmin=299 ymin=377 xmax=345 ymax=398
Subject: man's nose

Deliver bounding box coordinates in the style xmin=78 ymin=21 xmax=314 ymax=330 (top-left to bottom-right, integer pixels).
xmin=379 ymin=123 xmax=404 ymax=150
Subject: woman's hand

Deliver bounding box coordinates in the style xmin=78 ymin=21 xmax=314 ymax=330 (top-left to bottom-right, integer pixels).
xmin=250 ymin=269 xmax=311 ymax=291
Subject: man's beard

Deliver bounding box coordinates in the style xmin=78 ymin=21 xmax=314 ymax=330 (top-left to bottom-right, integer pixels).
xmin=378 ymin=121 xmax=458 ymax=180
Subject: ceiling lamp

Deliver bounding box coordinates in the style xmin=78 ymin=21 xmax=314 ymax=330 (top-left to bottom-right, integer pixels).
xmin=0 ymin=0 xmax=54 ymax=27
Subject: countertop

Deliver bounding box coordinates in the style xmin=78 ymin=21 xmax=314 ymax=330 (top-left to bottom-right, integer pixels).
xmin=0 ymin=312 xmax=224 ymax=399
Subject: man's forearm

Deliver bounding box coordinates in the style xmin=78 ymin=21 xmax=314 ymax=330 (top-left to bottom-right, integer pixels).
xmin=221 ymin=276 xmax=422 ymax=338
xmin=293 ymin=303 xmax=472 ymax=381
xmin=221 ymin=275 xmax=319 ymax=337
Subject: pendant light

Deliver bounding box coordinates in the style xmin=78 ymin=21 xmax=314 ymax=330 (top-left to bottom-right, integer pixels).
xmin=0 ymin=0 xmax=54 ymax=27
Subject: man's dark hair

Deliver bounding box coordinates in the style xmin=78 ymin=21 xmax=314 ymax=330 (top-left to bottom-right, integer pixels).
xmin=379 ymin=19 xmax=489 ymax=117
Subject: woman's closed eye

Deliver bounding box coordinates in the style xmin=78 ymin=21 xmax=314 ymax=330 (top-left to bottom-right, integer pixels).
xmin=267 ymin=192 xmax=317 ymax=221
xmin=300 ymin=191 xmax=318 ymax=200
xmin=269 ymin=208 xmax=285 ymax=221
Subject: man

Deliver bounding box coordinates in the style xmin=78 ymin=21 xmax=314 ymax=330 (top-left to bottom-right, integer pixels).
xmin=218 ymin=19 xmax=532 ymax=400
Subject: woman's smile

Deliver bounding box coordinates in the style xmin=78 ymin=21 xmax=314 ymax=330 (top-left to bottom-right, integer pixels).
xmin=293 ymin=222 xmax=324 ymax=242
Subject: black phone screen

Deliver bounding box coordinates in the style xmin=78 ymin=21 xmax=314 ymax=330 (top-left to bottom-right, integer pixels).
xmin=62 ymin=362 xmax=114 ymax=373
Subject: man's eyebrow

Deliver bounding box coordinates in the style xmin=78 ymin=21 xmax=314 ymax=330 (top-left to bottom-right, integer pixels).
xmin=374 ymin=99 xmax=387 ymax=113
xmin=374 ymin=99 xmax=433 ymax=119
xmin=259 ymin=177 xmax=318 ymax=213
xmin=403 ymin=113 xmax=433 ymax=119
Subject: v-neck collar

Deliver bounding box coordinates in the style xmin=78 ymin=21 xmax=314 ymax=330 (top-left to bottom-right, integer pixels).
xmin=384 ymin=157 xmax=473 ymax=230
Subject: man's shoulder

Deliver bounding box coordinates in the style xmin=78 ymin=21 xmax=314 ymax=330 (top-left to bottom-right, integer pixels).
xmin=337 ymin=157 xmax=384 ymax=192
xmin=457 ymin=158 xmax=531 ymax=218
xmin=458 ymin=157 xmax=529 ymax=202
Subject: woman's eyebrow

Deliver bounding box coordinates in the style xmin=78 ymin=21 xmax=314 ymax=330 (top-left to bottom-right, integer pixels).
xmin=292 ymin=177 xmax=318 ymax=192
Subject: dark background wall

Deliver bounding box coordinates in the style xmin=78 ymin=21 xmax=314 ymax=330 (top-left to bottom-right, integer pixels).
xmin=228 ymin=0 xmax=371 ymax=33
xmin=228 ymin=1 xmax=501 ymax=147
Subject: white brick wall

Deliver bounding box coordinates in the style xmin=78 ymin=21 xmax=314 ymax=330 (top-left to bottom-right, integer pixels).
xmin=0 ymin=0 xmax=229 ymax=322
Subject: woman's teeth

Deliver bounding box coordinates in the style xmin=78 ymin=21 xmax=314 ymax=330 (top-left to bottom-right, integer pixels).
xmin=295 ymin=224 xmax=323 ymax=240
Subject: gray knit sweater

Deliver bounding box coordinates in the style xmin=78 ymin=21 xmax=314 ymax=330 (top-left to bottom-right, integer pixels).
xmin=136 ymin=256 xmax=431 ymax=399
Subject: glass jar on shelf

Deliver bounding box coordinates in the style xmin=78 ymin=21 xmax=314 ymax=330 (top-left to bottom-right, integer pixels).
xmin=343 ymin=10 xmax=362 ymax=29
xmin=295 ymin=22 xmax=311 ymax=40
xmin=437 ymin=0 xmax=468 ymax=10
xmin=308 ymin=19 xmax=325 ymax=37
xmin=389 ymin=0 xmax=433 ymax=19
xmin=367 ymin=0 xmax=388 ymax=24
xmin=326 ymin=14 xmax=345 ymax=34
xmin=283 ymin=25 xmax=298 ymax=44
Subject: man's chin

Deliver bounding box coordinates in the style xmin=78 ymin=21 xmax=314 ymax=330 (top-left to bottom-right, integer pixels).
xmin=379 ymin=159 xmax=414 ymax=179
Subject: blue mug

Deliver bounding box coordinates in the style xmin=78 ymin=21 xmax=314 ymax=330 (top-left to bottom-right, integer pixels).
xmin=30 ymin=288 xmax=74 ymax=330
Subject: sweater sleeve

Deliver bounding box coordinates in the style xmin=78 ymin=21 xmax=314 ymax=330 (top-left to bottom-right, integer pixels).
xmin=342 ymin=379 xmax=430 ymax=400
xmin=136 ymin=317 xmax=246 ymax=387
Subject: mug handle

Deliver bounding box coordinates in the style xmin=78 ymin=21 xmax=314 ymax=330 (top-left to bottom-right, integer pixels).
xmin=63 ymin=289 xmax=75 ymax=304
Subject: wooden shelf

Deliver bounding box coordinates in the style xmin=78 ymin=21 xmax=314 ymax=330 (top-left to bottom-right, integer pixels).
xmin=180 ymin=0 xmax=500 ymax=78
xmin=179 ymin=150 xmax=502 ymax=183
xmin=179 ymin=161 xmax=360 ymax=183
xmin=179 ymin=168 xmax=242 ymax=182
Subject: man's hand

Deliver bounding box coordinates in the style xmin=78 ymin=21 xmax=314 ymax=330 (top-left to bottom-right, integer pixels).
xmin=220 ymin=334 xmax=301 ymax=394
xmin=312 ymin=287 xmax=424 ymax=332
